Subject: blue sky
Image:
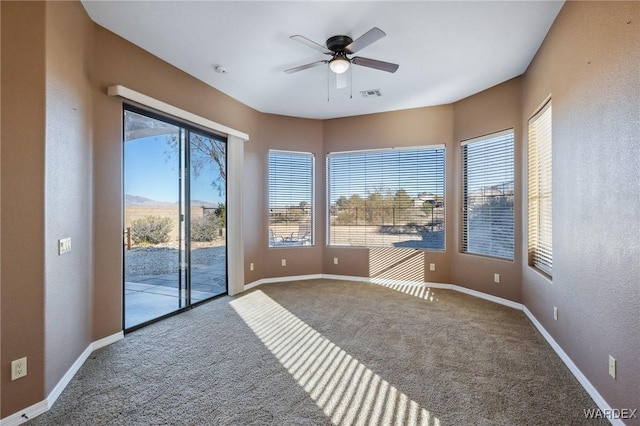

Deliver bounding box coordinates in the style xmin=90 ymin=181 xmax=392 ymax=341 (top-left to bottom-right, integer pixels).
xmin=124 ymin=135 xmax=225 ymax=205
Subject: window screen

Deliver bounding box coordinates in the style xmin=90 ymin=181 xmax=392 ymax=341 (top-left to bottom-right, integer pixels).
xmin=327 ymin=146 xmax=445 ymax=249
xmin=528 ymin=101 xmax=552 ymax=276
xmin=462 ymin=130 xmax=515 ymax=260
xmin=268 ymin=150 xmax=314 ymax=247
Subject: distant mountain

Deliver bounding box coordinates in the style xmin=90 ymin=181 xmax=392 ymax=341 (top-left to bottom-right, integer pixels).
xmin=125 ymin=194 xmax=175 ymax=206
xmin=191 ymin=200 xmax=218 ymax=208
xmin=125 ymin=194 xmax=156 ymax=204
xmin=125 ymin=194 xmax=219 ymax=208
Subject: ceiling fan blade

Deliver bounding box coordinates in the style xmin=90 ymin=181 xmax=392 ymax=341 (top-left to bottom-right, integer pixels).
xmin=351 ymin=56 xmax=399 ymax=73
xmin=336 ymin=72 xmax=348 ymax=89
xmin=344 ymin=27 xmax=386 ymax=54
xmin=290 ymin=35 xmax=332 ymax=55
xmin=284 ymin=60 xmax=328 ymax=74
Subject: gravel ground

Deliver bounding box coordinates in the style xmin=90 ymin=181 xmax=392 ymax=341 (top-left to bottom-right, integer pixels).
xmin=125 ymin=245 xmax=226 ymax=276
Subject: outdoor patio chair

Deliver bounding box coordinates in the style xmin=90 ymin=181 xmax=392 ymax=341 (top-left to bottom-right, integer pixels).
xmin=286 ymin=224 xmax=311 ymax=245
xmin=269 ymin=229 xmax=284 ymax=246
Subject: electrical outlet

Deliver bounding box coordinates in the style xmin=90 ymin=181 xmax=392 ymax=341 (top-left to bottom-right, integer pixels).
xmin=553 ymin=306 xmax=558 ymax=321
xmin=429 ymin=263 xmax=436 ymax=272
xmin=250 ymin=263 xmax=254 ymax=271
xmin=281 ymin=259 xmax=286 ymax=267
xmin=609 ymin=355 xmax=616 ymax=379
xmin=58 ymin=237 xmax=71 ymax=255
xmin=334 ymin=257 xmax=338 ymax=265
xmin=494 ymin=273 xmax=500 ymax=283
xmin=11 ymin=357 xmax=27 ymax=380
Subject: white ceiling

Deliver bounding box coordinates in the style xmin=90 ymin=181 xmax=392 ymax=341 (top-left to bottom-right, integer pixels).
xmin=81 ymin=1 xmax=563 ymax=120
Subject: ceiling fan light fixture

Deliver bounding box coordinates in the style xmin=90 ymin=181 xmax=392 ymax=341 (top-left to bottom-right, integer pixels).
xmin=329 ymin=55 xmax=350 ymax=74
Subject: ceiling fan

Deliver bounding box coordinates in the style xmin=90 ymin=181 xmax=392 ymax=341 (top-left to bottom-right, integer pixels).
xmin=284 ymin=27 xmax=399 ymax=84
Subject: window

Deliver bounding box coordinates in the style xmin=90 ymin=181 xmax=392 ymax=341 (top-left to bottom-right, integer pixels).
xmin=268 ymin=150 xmax=314 ymax=247
xmin=528 ymin=101 xmax=552 ymax=276
xmin=461 ymin=130 xmax=515 ymax=260
xmin=327 ymin=146 xmax=445 ymax=249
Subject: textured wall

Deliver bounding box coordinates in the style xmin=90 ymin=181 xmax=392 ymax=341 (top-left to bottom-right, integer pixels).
xmin=2 ymin=0 xmax=638 ymax=421
xmin=522 ymin=1 xmax=640 ymax=414
xmin=44 ymin=1 xmax=95 ymax=395
xmin=0 ymin=1 xmax=47 ymax=417
xmin=452 ymin=78 xmax=523 ymax=302
xmin=322 ymin=106 xmax=455 ymax=284
xmin=90 ymin=23 xmax=262 ymax=340
xmin=256 ymin=114 xmax=325 ymax=280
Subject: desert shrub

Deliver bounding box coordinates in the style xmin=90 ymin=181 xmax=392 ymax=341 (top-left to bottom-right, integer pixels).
xmin=214 ymin=203 xmax=226 ymax=227
xmin=191 ymin=213 xmax=221 ymax=242
xmin=131 ymin=215 xmax=172 ymax=245
xmin=335 ymin=210 xmax=356 ymax=225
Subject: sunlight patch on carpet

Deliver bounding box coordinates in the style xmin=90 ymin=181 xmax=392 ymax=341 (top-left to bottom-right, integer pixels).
xmin=370 ymin=280 xmax=438 ymax=301
xmin=368 ymin=248 xmax=438 ymax=301
xmin=231 ymin=290 xmax=440 ymax=426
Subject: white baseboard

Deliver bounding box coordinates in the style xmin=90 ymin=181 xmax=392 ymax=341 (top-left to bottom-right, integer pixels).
xmin=244 ymin=274 xmax=323 ymax=291
xmin=523 ymin=307 xmax=622 ymax=426
xmin=46 ymin=345 xmax=92 ymax=411
xmin=92 ymin=331 xmax=124 ymax=351
xmin=3 ymin=280 xmax=618 ymax=426
xmin=244 ymin=274 xmax=618 ymax=425
xmin=0 ymin=331 xmax=123 ymax=426
xmin=322 ymin=274 xmax=523 ymax=310
xmin=0 ymin=400 xmax=49 ymax=426
xmin=450 ymin=284 xmax=523 ymax=310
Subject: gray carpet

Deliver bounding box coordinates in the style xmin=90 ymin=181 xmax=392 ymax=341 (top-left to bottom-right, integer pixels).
xmin=30 ymin=279 xmax=606 ymax=425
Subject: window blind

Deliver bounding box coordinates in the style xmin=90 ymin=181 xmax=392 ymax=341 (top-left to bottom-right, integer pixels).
xmin=327 ymin=146 xmax=445 ymax=249
xmin=268 ymin=150 xmax=314 ymax=247
xmin=461 ymin=130 xmax=515 ymax=260
xmin=528 ymin=101 xmax=553 ymax=276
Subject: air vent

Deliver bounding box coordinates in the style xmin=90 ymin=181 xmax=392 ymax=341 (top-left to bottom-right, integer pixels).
xmin=360 ymin=89 xmax=382 ymax=98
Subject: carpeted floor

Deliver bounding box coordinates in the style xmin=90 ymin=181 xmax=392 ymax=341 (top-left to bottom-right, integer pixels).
xmin=29 ymin=279 xmax=606 ymax=425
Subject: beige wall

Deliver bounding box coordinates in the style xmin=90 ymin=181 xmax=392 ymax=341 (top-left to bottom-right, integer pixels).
xmin=322 ymin=106 xmax=454 ymax=284
xmin=451 ymin=77 xmax=523 ymax=302
xmin=90 ymin=23 xmax=262 ymax=340
xmin=1 ymin=0 xmax=638 ymax=420
xmin=256 ymin=114 xmax=325 ymax=279
xmin=44 ymin=0 xmax=95 ymax=396
xmin=521 ymin=1 xmax=639 ymax=413
xmin=1 ymin=1 xmax=47 ymax=416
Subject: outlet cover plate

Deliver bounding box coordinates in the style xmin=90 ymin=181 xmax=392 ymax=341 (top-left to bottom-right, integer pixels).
xmin=11 ymin=357 xmax=27 ymax=380
xmin=608 ymin=355 xmax=616 ymax=379
xmin=58 ymin=237 xmax=72 ymax=255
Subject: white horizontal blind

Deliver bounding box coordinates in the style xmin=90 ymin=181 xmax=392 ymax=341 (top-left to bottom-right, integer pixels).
xmin=327 ymin=146 xmax=445 ymax=249
xmin=528 ymin=101 xmax=553 ymax=276
xmin=268 ymin=151 xmax=314 ymax=247
xmin=462 ymin=130 xmax=515 ymax=260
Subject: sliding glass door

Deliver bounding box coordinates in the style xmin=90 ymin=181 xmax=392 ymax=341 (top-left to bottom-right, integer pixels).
xmin=123 ymin=106 xmax=227 ymax=330
xmin=188 ymin=131 xmax=228 ymax=303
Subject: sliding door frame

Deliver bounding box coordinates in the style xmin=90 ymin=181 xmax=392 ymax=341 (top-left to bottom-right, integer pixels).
xmin=122 ymin=103 xmax=228 ymax=332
